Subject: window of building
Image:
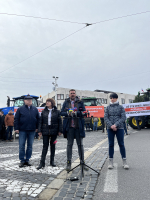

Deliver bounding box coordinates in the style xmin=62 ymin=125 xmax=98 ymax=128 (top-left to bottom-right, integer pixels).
xmin=66 ymin=94 xmax=69 ymax=99
xmin=57 ymin=94 xmax=64 ymax=100
xmin=105 ymin=99 xmax=107 ymax=104
xmin=129 ymin=99 xmax=133 ymax=103
xmin=52 ymin=96 xmax=55 ymax=100
xmin=121 ymin=98 xmax=125 ymax=104
xmin=102 ymin=98 xmax=104 ymax=104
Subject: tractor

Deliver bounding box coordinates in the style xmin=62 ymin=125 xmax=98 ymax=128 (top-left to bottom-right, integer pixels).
xmin=128 ymin=88 xmax=150 ymax=129
xmin=81 ymin=97 xmax=104 ymax=130
xmin=0 ymin=95 xmax=42 ymax=115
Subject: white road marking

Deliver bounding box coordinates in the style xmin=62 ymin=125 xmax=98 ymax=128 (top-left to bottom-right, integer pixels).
xmin=103 ymin=163 xmax=118 ymax=193
xmin=132 ymin=131 xmax=138 ymax=133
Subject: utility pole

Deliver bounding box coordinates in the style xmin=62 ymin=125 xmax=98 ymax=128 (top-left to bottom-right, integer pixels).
xmin=52 ymin=76 xmax=59 ymax=107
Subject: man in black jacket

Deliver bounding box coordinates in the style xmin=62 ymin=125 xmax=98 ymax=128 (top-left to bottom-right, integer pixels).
xmin=14 ymin=95 xmax=40 ymax=167
xmin=0 ymin=111 xmax=6 ymax=141
xmin=61 ymin=89 xmax=88 ymax=171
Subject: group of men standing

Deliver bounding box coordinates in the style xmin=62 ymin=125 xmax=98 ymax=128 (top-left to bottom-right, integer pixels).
xmin=0 ymin=110 xmax=14 ymax=141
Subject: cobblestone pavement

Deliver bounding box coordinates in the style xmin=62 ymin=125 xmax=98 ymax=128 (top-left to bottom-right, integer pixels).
xmin=0 ymin=130 xmax=107 ymax=200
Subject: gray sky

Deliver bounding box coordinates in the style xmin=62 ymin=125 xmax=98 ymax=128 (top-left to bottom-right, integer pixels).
xmin=0 ymin=0 xmax=150 ymax=107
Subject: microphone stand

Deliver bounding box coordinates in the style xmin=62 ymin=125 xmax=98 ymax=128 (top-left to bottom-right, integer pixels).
xmin=66 ymin=111 xmax=99 ymax=185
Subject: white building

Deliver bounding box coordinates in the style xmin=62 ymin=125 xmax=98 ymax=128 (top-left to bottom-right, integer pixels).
xmin=41 ymin=87 xmax=135 ymax=110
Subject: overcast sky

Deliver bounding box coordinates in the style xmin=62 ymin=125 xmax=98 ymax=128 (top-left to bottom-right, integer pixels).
xmin=0 ymin=0 xmax=150 ymax=107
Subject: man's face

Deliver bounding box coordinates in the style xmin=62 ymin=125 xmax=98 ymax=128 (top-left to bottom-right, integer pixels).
xmin=24 ymin=99 xmax=32 ymax=106
xmin=9 ymin=110 xmax=13 ymax=114
xmin=69 ymin=90 xmax=76 ymax=100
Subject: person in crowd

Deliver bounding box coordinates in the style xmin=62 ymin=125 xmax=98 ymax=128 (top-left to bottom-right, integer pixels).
xmin=84 ymin=115 xmax=91 ymax=131
xmin=104 ymin=93 xmax=129 ymax=170
xmin=101 ymin=118 xmax=105 ymax=133
xmin=37 ymin=98 xmax=62 ymax=169
xmin=0 ymin=111 xmax=6 ymax=141
xmin=134 ymin=116 xmax=141 ymax=130
xmin=93 ymin=117 xmax=98 ymax=131
xmin=5 ymin=110 xmax=14 ymax=142
xmin=14 ymin=95 xmax=40 ymax=168
xmin=123 ymin=121 xmax=128 ymax=135
xmin=61 ymin=89 xmax=88 ymax=171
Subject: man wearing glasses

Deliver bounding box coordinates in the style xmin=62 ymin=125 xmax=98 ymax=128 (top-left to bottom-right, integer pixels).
xmin=61 ymin=89 xmax=88 ymax=171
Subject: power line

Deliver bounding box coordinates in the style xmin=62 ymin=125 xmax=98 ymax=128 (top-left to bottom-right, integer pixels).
xmin=0 ymin=26 xmax=86 ymax=75
xmin=0 ymin=12 xmax=85 ymax=25
xmin=0 ymin=79 xmax=52 ymax=83
xmin=92 ymin=11 xmax=150 ymax=24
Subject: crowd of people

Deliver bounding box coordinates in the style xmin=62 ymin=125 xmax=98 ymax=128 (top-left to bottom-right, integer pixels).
xmin=0 ymin=90 xmax=130 ymax=170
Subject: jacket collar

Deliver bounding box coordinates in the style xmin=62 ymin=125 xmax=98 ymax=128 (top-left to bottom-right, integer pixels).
xmin=66 ymin=96 xmax=81 ymax=103
xmin=44 ymin=106 xmax=57 ymax=111
xmin=25 ymin=105 xmax=32 ymax=108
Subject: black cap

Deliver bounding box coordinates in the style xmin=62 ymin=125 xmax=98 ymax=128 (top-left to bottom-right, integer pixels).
xmin=24 ymin=95 xmax=33 ymax=100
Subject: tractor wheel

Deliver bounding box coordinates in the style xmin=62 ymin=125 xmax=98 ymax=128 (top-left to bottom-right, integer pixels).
xmin=128 ymin=117 xmax=146 ymax=129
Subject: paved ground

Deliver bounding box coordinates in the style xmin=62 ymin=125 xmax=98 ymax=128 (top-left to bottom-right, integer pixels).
xmin=0 ymin=130 xmax=107 ymax=200
xmin=93 ymin=128 xmax=150 ymax=200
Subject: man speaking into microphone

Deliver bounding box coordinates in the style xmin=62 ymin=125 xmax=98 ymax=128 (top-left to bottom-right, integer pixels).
xmin=61 ymin=89 xmax=88 ymax=171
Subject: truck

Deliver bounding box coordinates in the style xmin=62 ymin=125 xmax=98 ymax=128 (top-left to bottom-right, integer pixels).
xmin=81 ymin=97 xmax=104 ymax=130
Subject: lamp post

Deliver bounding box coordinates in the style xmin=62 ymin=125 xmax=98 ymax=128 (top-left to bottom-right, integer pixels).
xmin=52 ymin=76 xmax=59 ymax=107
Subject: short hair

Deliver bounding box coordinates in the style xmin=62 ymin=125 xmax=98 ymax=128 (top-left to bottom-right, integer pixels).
xmin=0 ymin=111 xmax=4 ymax=114
xmin=110 ymin=93 xmax=118 ymax=99
xmin=69 ymin=89 xmax=76 ymax=93
xmin=46 ymin=98 xmax=55 ymax=107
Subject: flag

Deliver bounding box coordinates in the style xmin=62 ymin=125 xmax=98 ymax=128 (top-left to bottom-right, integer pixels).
xmin=141 ymin=88 xmax=144 ymax=93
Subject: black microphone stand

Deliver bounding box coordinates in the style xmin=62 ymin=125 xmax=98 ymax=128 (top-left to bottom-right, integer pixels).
xmin=66 ymin=110 xmax=99 ymax=185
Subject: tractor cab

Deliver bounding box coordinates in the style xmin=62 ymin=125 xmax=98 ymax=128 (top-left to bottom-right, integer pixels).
xmin=81 ymin=97 xmax=102 ymax=106
xmin=13 ymin=95 xmax=39 ymax=107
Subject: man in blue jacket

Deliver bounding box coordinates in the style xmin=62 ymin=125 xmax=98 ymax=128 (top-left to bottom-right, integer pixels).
xmin=61 ymin=89 xmax=88 ymax=171
xmin=14 ymin=95 xmax=39 ymax=168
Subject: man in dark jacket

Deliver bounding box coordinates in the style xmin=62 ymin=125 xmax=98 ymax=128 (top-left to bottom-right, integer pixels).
xmin=0 ymin=111 xmax=6 ymax=141
xmin=14 ymin=95 xmax=40 ymax=167
xmin=61 ymin=89 xmax=88 ymax=171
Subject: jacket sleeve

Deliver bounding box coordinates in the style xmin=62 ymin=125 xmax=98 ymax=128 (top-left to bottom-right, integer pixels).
xmin=58 ymin=111 xmax=63 ymax=133
xmin=0 ymin=117 xmax=2 ymax=131
xmin=104 ymin=106 xmax=113 ymax=128
xmin=60 ymin=101 xmax=68 ymax=117
xmin=4 ymin=115 xmax=8 ymax=126
xmin=38 ymin=111 xmax=43 ymax=133
xmin=115 ymin=106 xmax=126 ymax=127
xmin=14 ymin=108 xmax=20 ymax=130
xmin=36 ymin=109 xmax=40 ymax=129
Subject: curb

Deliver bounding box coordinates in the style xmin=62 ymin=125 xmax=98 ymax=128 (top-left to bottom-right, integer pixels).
xmin=36 ymin=137 xmax=108 ymax=200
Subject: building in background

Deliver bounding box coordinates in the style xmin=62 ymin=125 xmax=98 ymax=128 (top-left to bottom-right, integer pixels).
xmin=41 ymin=88 xmax=135 ymax=110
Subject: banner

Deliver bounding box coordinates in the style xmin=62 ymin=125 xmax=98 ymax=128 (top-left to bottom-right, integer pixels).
xmin=85 ymin=106 xmax=104 ymax=118
xmin=14 ymin=106 xmax=104 ymax=118
xmin=122 ymin=102 xmax=150 ymax=117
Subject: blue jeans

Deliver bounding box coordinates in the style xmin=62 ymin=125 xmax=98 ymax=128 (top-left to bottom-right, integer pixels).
xmin=6 ymin=126 xmax=13 ymax=140
xmin=108 ymin=129 xmax=126 ymax=159
xmin=86 ymin=123 xmax=90 ymax=130
xmin=93 ymin=122 xmax=98 ymax=131
xmin=19 ymin=131 xmax=35 ymax=163
xmin=34 ymin=132 xmax=38 ymax=139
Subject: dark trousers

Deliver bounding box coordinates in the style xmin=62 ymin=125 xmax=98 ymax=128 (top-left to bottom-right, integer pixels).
xmin=136 ymin=120 xmax=141 ymax=130
xmin=86 ymin=123 xmax=90 ymax=130
xmin=67 ymin=128 xmax=84 ymax=162
xmin=123 ymin=123 xmax=127 ymax=134
xmin=0 ymin=127 xmax=6 ymax=140
xmin=6 ymin=126 xmax=13 ymax=140
xmin=101 ymin=120 xmax=104 ymax=132
xmin=40 ymin=134 xmax=57 ymax=164
xmin=108 ymin=129 xmax=126 ymax=159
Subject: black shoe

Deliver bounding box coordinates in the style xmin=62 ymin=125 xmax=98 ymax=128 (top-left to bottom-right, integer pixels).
xmin=24 ymin=161 xmax=32 ymax=166
xmin=66 ymin=160 xmax=71 ymax=171
xmin=37 ymin=163 xmax=45 ymax=170
xmin=50 ymin=160 xmax=56 ymax=167
xmin=19 ymin=162 xmax=25 ymax=168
